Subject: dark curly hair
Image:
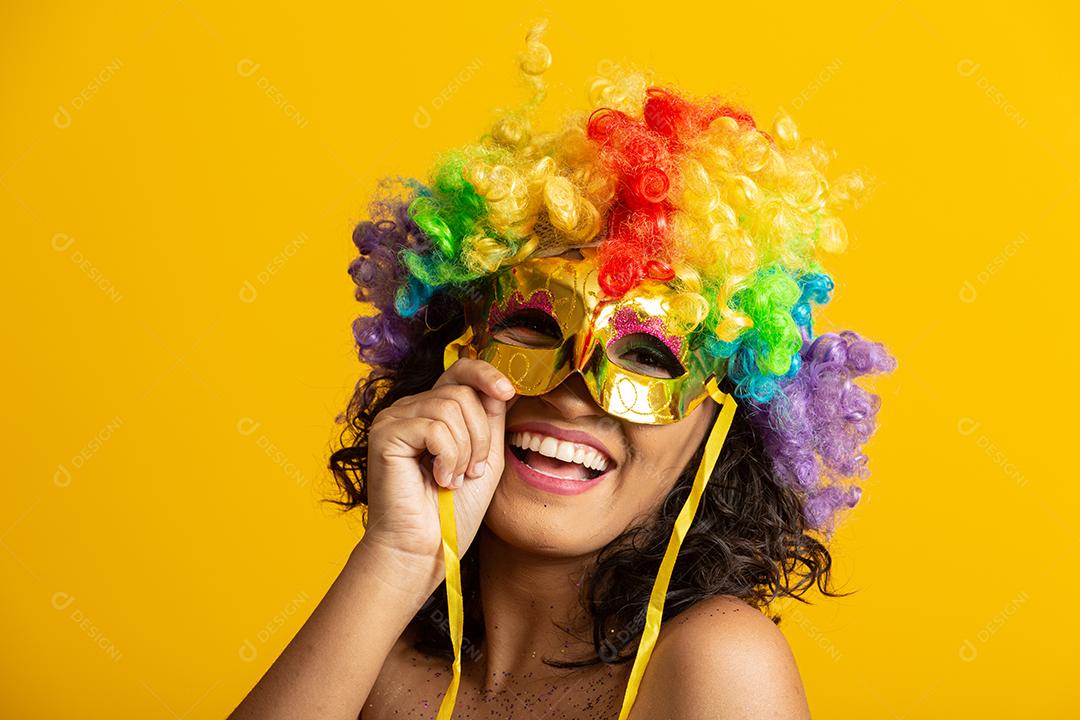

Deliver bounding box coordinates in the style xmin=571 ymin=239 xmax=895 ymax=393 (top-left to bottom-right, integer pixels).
xmin=327 ymin=288 xmax=845 ymax=669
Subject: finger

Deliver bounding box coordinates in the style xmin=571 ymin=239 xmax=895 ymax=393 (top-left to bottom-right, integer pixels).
xmin=425 ymin=397 xmax=472 ymax=483
xmin=425 ymin=419 xmax=459 ymax=488
xmin=435 ymin=357 xmax=516 ymax=406
xmin=485 ymin=396 xmax=509 ymax=464
xmin=369 ymin=414 xmax=427 ymax=461
xmin=435 ymin=385 xmax=491 ymax=478
xmin=386 ymin=396 xmax=469 ymax=464
xmin=370 ymin=414 xmax=458 ymax=489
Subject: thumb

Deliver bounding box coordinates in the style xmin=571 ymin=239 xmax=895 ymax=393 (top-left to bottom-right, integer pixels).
xmin=481 ymin=394 xmax=515 ymax=460
xmin=482 ymin=395 xmax=507 ymax=432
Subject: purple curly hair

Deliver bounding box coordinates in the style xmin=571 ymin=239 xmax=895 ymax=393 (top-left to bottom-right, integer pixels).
xmin=744 ymin=329 xmax=897 ymax=534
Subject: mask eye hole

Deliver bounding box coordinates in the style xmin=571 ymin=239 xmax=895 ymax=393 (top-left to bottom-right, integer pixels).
xmin=491 ymin=309 xmax=563 ymax=349
xmin=607 ymin=333 xmax=686 ymax=379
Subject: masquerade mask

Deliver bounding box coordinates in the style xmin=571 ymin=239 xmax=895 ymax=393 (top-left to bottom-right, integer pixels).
xmin=435 ymin=248 xmax=739 ymax=720
xmin=443 ymin=247 xmax=727 ymax=425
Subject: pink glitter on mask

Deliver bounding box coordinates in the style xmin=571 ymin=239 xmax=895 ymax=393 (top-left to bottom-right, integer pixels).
xmin=487 ymin=288 xmax=556 ymax=329
xmin=606 ymin=305 xmax=684 ymax=358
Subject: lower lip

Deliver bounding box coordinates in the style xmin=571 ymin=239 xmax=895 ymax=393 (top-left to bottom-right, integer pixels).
xmin=504 ymin=445 xmax=613 ymax=496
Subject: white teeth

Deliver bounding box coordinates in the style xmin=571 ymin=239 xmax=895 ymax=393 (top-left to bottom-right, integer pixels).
xmin=555 ymin=444 xmax=576 ymax=462
xmin=508 ymin=431 xmax=610 ymax=473
xmin=539 ymin=436 xmax=558 ymax=457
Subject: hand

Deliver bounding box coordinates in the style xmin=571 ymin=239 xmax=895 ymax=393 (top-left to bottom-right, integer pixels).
xmin=362 ymin=357 xmax=517 ymax=577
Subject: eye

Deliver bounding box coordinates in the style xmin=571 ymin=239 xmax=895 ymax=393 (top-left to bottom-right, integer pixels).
xmin=607 ymin=333 xmax=686 ymax=379
xmin=491 ymin=309 xmax=563 ymax=348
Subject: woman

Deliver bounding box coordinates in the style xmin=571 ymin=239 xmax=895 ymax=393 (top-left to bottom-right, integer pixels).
xmin=230 ymin=22 xmax=897 ymax=720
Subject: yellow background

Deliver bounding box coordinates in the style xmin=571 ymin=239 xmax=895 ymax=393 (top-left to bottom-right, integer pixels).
xmin=3 ymin=1 xmax=1076 ymax=717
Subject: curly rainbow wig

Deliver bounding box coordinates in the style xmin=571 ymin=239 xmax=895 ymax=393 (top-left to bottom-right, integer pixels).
xmin=346 ymin=21 xmax=897 ymax=535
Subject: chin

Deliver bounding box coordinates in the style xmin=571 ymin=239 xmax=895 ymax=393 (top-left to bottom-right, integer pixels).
xmin=481 ymin=464 xmax=623 ymax=558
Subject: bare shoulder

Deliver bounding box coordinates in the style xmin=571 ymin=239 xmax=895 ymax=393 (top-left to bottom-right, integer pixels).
xmin=628 ymin=595 xmax=810 ymax=720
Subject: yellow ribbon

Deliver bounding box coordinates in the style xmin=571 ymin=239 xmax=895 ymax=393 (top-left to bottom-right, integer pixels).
xmin=434 ymin=484 xmax=463 ymax=719
xmin=434 ymin=329 xmax=473 ymax=720
xmin=615 ymin=376 xmax=737 ymax=720
xmin=434 ymin=334 xmax=736 ymax=720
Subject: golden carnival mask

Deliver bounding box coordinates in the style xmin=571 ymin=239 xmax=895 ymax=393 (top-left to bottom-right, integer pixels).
xmin=443 ymin=247 xmax=728 ymax=425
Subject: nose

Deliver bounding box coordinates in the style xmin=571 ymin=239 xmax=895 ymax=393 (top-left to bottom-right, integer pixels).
xmin=538 ymin=369 xmax=607 ymax=421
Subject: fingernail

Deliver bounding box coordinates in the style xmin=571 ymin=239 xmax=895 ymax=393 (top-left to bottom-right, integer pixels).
xmin=471 ymin=461 xmax=486 ymax=477
xmin=496 ymin=379 xmax=514 ymax=395
xmin=453 ymin=473 xmax=464 ymax=488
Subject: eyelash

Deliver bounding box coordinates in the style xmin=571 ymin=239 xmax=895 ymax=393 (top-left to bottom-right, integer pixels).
xmin=516 ymin=317 xmax=552 ymax=333
xmin=491 ymin=312 xmax=561 ymax=338
xmin=622 ymin=342 xmax=673 ymax=369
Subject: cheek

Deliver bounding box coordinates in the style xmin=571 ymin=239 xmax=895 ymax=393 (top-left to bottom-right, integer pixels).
xmin=621 ymin=431 xmax=676 ymax=480
xmin=613 ymin=449 xmax=679 ymax=516
xmin=617 ymin=426 xmax=703 ymax=501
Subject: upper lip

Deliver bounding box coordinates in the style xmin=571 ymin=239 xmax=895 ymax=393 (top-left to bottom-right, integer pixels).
xmin=505 ymin=421 xmax=618 ymax=467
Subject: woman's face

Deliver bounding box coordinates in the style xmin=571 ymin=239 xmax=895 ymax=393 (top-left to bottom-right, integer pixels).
xmin=486 ymin=366 xmax=719 ymax=558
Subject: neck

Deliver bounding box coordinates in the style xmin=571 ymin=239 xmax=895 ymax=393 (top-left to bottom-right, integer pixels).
xmin=473 ymin=524 xmax=597 ymax=693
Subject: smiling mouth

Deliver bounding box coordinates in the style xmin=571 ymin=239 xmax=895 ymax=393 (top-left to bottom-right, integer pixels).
xmin=506 ymin=430 xmax=615 ymax=481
